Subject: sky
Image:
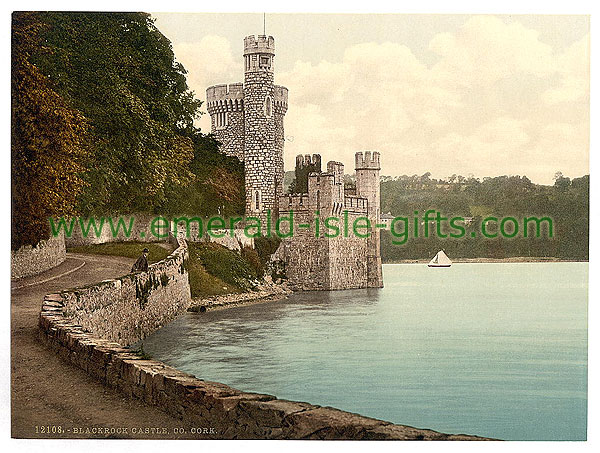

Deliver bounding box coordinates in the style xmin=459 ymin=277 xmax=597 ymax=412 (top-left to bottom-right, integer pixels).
xmin=152 ymin=13 xmax=589 ymax=185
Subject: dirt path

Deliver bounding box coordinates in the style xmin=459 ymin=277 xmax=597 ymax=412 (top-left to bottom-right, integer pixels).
xmin=11 ymin=253 xmax=207 ymax=439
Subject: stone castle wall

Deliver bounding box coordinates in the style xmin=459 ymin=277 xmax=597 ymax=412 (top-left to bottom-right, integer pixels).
xmin=57 ymin=237 xmax=191 ymax=346
xmin=273 ymin=205 xmax=372 ymax=291
xmin=11 ymin=231 xmax=66 ymax=279
xmin=274 ymin=151 xmax=383 ymax=291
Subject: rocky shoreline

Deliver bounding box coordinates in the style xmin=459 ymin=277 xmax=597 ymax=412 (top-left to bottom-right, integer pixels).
xmin=188 ymin=279 xmax=292 ymax=313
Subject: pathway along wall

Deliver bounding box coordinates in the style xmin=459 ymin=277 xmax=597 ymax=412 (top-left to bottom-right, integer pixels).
xmin=37 ymin=238 xmax=488 ymax=440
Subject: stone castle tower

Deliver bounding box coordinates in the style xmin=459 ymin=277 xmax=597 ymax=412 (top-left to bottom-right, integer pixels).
xmin=207 ymin=35 xmax=383 ymax=291
xmin=206 ymin=35 xmax=288 ymax=219
xmin=356 ymin=151 xmax=383 ymax=287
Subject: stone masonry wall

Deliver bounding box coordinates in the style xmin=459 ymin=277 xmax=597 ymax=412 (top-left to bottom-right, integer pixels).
xmin=11 ymin=231 xmax=66 ymax=279
xmin=273 ymin=207 xmax=372 ymax=291
xmin=58 ymin=237 xmax=191 ymax=346
xmin=244 ymin=70 xmax=278 ymax=220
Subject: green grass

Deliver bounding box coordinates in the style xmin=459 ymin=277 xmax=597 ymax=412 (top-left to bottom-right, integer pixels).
xmin=68 ymin=241 xmax=174 ymax=264
xmin=186 ymin=242 xmax=261 ymax=298
xmin=185 ymin=258 xmax=241 ymax=298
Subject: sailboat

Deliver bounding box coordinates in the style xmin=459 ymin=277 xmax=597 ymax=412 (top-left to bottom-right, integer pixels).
xmin=428 ymin=250 xmax=452 ymax=268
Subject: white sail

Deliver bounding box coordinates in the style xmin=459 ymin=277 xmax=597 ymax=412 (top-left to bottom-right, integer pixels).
xmin=429 ymin=250 xmax=452 ymax=266
xmin=437 ymin=250 xmax=452 ymax=265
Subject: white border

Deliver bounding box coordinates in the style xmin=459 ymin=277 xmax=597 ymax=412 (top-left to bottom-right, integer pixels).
xmin=2 ymin=2 xmax=597 ymax=453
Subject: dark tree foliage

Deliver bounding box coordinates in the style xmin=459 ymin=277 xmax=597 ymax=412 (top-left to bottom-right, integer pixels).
xmin=32 ymin=12 xmax=202 ymax=214
xmin=380 ymin=173 xmax=589 ymax=261
xmin=288 ymin=160 xmax=321 ymax=194
xmin=157 ymin=133 xmax=245 ymax=217
xmin=12 ymin=12 xmax=89 ymax=249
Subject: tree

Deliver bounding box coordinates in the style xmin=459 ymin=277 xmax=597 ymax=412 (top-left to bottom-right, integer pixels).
xmin=32 ymin=12 xmax=202 ymax=214
xmin=158 ymin=133 xmax=245 ymax=217
xmin=553 ymin=171 xmax=571 ymax=192
xmin=288 ymin=159 xmax=321 ymax=194
xmin=11 ymin=12 xmax=89 ymax=249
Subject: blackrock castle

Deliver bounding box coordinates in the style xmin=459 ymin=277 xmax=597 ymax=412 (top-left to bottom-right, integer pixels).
xmin=207 ymin=35 xmax=383 ymax=290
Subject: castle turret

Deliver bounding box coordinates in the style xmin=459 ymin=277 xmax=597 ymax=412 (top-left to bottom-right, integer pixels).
xmin=206 ymin=35 xmax=287 ymax=222
xmin=355 ymin=151 xmax=383 ymax=287
xmin=243 ymin=35 xmax=286 ymax=221
xmin=206 ymin=83 xmax=245 ymax=161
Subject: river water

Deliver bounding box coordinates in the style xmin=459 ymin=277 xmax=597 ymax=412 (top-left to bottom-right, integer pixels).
xmin=140 ymin=263 xmax=588 ymax=440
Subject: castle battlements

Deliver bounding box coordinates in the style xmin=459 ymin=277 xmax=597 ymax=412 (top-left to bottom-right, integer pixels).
xmin=296 ymin=154 xmax=322 ymax=169
xmin=279 ymin=193 xmax=310 ymax=212
xmin=308 ymin=171 xmax=336 ymax=185
xmin=206 ymin=83 xmax=245 ymax=114
xmin=344 ymin=195 xmax=368 ymax=212
xmin=244 ymin=35 xmax=275 ymax=55
xmin=273 ymin=85 xmax=288 ymax=113
xmin=205 ymin=83 xmax=287 ymax=114
xmin=355 ymin=151 xmax=381 ymax=170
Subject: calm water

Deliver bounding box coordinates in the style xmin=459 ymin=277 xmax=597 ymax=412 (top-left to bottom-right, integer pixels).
xmin=140 ymin=263 xmax=588 ymax=440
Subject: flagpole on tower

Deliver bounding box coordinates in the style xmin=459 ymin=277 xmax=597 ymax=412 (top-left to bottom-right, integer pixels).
xmin=263 ymin=13 xmax=266 ymax=35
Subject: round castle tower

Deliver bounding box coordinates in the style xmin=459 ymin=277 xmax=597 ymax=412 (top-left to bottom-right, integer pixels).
xmin=206 ymin=83 xmax=245 ymax=161
xmin=206 ymin=35 xmax=288 ymax=220
xmin=355 ymin=151 xmax=383 ymax=288
xmin=243 ymin=35 xmax=287 ymax=218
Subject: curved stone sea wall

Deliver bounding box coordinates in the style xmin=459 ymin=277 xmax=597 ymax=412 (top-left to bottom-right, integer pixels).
xmin=12 ymin=231 xmax=66 ymax=279
xmin=37 ymin=238 xmax=487 ymax=440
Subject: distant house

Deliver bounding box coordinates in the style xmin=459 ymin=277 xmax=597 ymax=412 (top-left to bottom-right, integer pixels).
xmin=454 ymin=216 xmax=474 ymax=225
xmin=380 ymin=212 xmax=395 ymax=229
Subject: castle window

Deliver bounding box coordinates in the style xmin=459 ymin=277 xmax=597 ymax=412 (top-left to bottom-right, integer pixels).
xmin=264 ymin=96 xmax=272 ymax=118
xmin=260 ymin=56 xmax=271 ymax=69
xmin=254 ymin=190 xmax=261 ymax=211
xmin=216 ymin=112 xmax=228 ymax=129
xmin=316 ymin=190 xmax=321 ymax=210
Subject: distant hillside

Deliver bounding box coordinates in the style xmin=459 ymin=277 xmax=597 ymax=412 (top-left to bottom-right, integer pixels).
xmin=380 ymin=173 xmax=588 ymax=261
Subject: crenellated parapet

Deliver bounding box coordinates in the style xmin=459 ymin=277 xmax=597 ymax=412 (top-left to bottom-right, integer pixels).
xmin=308 ymin=171 xmax=336 ymax=185
xmin=273 ymin=85 xmax=288 ymax=114
xmin=244 ymin=35 xmax=275 ymax=55
xmin=355 ymin=151 xmax=381 ymax=170
xmin=296 ymin=153 xmax=322 ymax=170
xmin=344 ymin=195 xmax=368 ymax=213
xmin=206 ymin=83 xmax=245 ymax=114
xmin=279 ymin=193 xmax=310 ymax=212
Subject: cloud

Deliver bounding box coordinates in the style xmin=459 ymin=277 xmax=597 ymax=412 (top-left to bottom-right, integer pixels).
xmin=171 ymin=18 xmax=589 ymax=185
xmin=277 ymin=16 xmax=589 ymax=184
xmin=429 ymin=16 xmax=555 ymax=86
xmin=172 ymin=35 xmax=243 ymax=131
